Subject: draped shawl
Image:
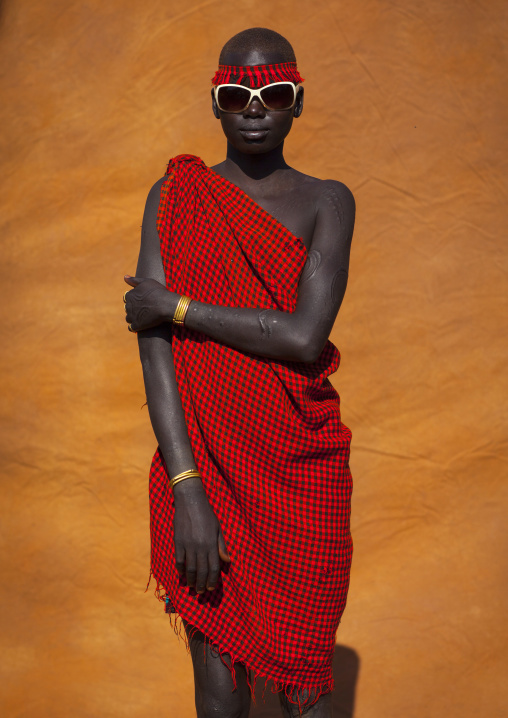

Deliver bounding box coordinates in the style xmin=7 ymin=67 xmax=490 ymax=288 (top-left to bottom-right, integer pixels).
xmin=147 ymin=154 xmax=353 ymax=708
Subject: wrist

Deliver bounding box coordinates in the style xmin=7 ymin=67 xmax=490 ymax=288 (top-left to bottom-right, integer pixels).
xmin=161 ymin=291 xmax=180 ymax=322
xmin=172 ymin=475 xmax=206 ymax=502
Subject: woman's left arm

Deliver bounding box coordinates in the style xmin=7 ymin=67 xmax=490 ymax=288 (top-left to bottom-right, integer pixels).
xmin=125 ymin=181 xmax=355 ymax=363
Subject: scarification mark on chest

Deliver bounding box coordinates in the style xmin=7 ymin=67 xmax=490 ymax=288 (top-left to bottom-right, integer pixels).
xmin=300 ymin=249 xmax=322 ymax=283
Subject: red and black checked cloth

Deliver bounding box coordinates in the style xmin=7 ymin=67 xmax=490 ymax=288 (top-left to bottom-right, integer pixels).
xmin=148 ymin=154 xmax=353 ymax=704
xmin=211 ymin=62 xmax=304 ymax=87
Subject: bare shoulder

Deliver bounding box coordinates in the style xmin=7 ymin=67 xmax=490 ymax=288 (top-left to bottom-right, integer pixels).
xmin=288 ymin=174 xmax=356 ymax=259
xmin=288 ymin=168 xmax=354 ymax=210
xmin=303 ymin=175 xmax=355 ymax=219
xmin=320 ymin=177 xmax=355 ymax=209
xmin=291 ymin=173 xmax=356 ymax=246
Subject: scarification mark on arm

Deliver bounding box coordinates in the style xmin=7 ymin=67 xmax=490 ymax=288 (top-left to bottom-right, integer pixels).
xmin=300 ymin=249 xmax=322 ymax=283
xmin=331 ymin=268 xmax=349 ymax=304
xmin=258 ymin=309 xmax=273 ymax=337
xmin=322 ymin=186 xmax=345 ymax=225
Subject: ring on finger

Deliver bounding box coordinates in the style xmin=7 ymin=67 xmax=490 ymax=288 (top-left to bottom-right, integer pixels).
xmin=123 ymin=290 xmax=129 ymax=303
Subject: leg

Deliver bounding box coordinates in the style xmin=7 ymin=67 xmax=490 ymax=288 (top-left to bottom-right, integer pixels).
xmin=182 ymin=618 xmax=252 ymax=718
xmin=278 ymin=686 xmax=333 ymax=718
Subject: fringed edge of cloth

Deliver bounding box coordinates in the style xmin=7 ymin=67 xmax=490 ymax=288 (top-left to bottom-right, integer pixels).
xmin=145 ymin=569 xmax=334 ymax=716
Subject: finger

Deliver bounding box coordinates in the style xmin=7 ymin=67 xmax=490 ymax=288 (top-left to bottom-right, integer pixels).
xmin=125 ymin=308 xmax=135 ymax=330
xmin=125 ymin=315 xmax=137 ymax=332
xmin=185 ymin=551 xmax=197 ymax=588
xmin=206 ymin=548 xmax=221 ymax=591
xmin=195 ymin=552 xmax=209 ymax=595
xmin=175 ymin=543 xmax=186 ymax=578
xmin=124 ymin=275 xmax=145 ymax=287
xmin=218 ymin=529 xmax=231 ymax=562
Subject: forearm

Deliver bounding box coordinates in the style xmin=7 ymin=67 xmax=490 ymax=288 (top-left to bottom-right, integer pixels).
xmin=183 ymin=301 xmax=319 ymax=362
xmin=137 ymin=325 xmax=197 ymax=477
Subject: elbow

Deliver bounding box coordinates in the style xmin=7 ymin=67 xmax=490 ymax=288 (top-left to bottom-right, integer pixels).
xmin=298 ymin=346 xmax=322 ymax=364
xmin=293 ymin=335 xmax=325 ymax=364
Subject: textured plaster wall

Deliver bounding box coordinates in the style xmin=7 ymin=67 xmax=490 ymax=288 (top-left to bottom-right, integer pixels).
xmin=1 ymin=1 xmax=507 ymax=716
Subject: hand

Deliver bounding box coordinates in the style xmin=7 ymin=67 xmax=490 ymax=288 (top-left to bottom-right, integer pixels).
xmin=172 ymin=478 xmax=231 ymax=593
xmin=123 ymin=275 xmax=179 ymax=332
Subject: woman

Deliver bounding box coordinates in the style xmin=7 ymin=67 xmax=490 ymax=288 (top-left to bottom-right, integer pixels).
xmin=124 ymin=27 xmax=355 ymax=718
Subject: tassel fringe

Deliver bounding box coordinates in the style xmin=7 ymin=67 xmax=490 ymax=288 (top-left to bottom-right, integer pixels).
xmin=145 ymin=570 xmax=334 ymax=716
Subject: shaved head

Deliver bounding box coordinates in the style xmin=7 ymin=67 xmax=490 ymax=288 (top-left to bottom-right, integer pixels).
xmin=219 ymin=27 xmax=297 ymax=67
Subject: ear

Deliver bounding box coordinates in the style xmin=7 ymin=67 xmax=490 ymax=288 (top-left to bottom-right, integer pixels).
xmin=293 ymin=86 xmax=304 ymax=118
xmin=211 ymin=88 xmax=221 ymax=119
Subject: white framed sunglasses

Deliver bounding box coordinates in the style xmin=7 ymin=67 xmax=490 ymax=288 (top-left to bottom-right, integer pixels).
xmin=214 ymin=81 xmax=301 ymax=113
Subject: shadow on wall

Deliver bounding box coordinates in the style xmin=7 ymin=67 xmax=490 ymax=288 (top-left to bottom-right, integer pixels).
xmin=251 ymin=645 xmax=360 ymax=717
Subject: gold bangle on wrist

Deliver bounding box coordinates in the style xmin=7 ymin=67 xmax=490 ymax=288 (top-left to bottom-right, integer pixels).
xmin=169 ymin=468 xmax=201 ymax=490
xmin=173 ymin=295 xmax=193 ymax=326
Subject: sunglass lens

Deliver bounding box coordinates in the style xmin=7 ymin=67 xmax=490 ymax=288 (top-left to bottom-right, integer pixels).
xmin=260 ymin=83 xmax=295 ymax=110
xmin=217 ymin=86 xmax=251 ymax=112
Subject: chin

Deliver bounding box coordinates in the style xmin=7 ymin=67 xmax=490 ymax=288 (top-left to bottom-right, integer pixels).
xmin=229 ymin=133 xmax=289 ymax=154
xmin=239 ymin=141 xmax=274 ymax=153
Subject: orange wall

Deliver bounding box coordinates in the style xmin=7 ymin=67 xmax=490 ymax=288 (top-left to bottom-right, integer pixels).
xmin=1 ymin=1 xmax=507 ymax=716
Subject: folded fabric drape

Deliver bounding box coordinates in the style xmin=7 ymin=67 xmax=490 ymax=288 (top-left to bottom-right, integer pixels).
xmin=147 ymin=154 xmax=353 ymax=708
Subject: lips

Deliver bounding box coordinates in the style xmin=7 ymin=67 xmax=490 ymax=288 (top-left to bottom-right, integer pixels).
xmin=239 ymin=128 xmax=269 ymax=141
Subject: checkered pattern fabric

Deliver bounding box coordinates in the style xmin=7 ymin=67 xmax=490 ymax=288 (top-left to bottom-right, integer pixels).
xmin=148 ymin=154 xmax=353 ymax=708
xmin=211 ymin=62 xmax=304 ymax=87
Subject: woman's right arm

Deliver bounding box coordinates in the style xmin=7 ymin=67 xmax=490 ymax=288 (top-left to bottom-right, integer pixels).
xmin=133 ymin=178 xmax=230 ymax=595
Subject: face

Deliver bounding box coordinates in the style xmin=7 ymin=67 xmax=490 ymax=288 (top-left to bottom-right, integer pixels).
xmin=211 ymin=51 xmax=304 ymax=155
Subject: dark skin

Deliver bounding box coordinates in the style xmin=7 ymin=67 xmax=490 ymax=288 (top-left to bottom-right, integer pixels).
xmin=125 ymin=46 xmax=355 ymax=717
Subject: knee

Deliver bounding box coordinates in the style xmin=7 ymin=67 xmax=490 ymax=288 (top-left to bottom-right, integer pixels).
xmin=278 ymin=686 xmax=331 ymax=717
xmin=196 ymin=679 xmax=250 ymax=718
xmin=197 ymin=691 xmax=249 ymax=718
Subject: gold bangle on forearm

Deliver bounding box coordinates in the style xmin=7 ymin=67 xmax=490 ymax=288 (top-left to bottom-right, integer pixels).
xmin=173 ymin=295 xmax=193 ymax=326
xmin=169 ymin=468 xmax=201 ymax=490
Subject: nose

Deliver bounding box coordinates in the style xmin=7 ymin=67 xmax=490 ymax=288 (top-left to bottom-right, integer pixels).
xmin=244 ymin=98 xmax=266 ymax=118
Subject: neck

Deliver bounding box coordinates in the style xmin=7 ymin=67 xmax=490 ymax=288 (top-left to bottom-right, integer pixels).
xmin=225 ymin=141 xmax=290 ymax=181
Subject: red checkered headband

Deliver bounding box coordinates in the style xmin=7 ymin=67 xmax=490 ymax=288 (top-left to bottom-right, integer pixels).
xmin=211 ymin=62 xmax=304 ymax=113
xmin=211 ymin=61 xmax=304 ymax=87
